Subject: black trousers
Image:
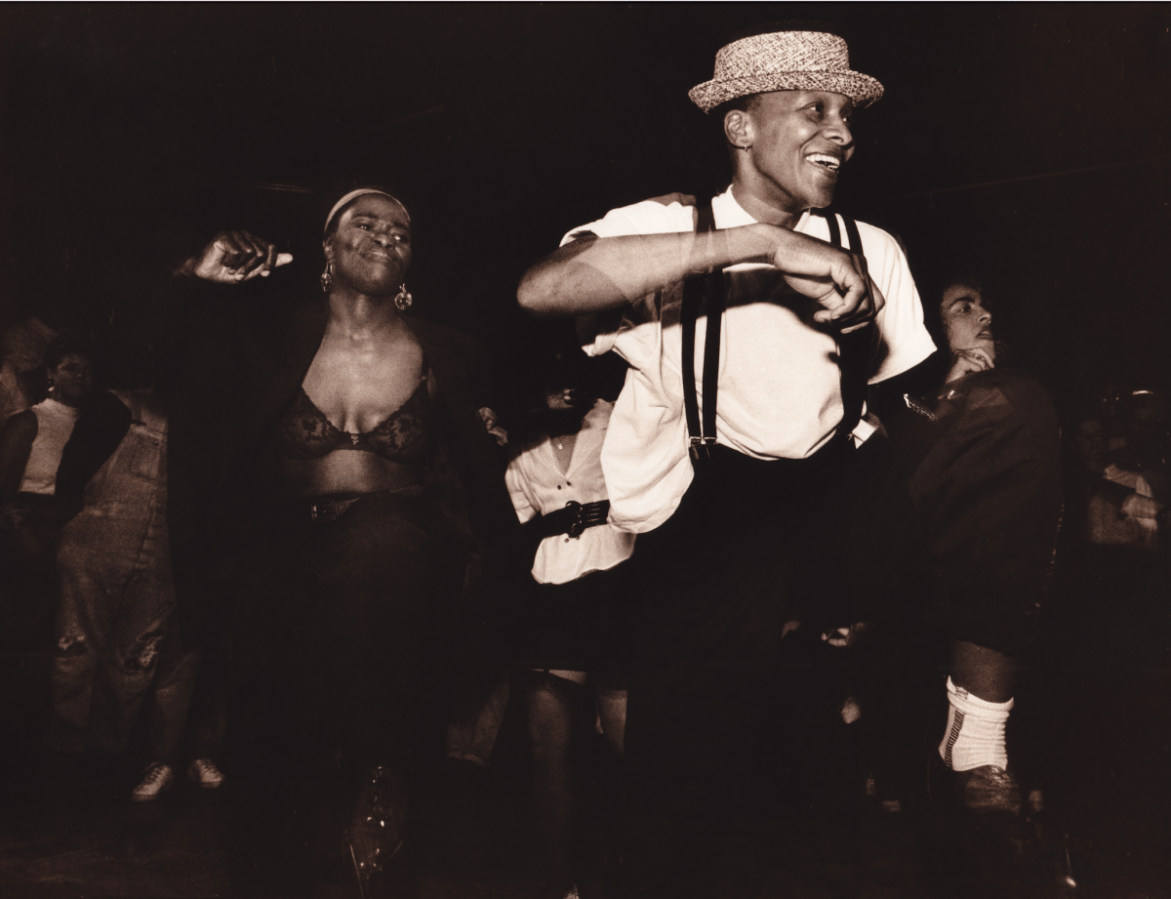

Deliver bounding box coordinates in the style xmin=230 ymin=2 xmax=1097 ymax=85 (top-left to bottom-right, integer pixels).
xmin=224 ymin=489 xmax=468 ymax=896
xmin=619 ymin=439 xmax=854 ymax=897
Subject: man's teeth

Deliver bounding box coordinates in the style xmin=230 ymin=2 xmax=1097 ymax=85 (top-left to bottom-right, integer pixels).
xmin=806 ymin=154 xmax=840 ymax=171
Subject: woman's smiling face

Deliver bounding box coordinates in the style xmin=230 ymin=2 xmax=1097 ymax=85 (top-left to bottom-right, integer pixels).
xmin=325 ymin=194 xmax=412 ymax=297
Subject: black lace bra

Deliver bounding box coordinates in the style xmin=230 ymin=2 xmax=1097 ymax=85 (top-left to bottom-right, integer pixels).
xmin=273 ymin=375 xmax=434 ymax=464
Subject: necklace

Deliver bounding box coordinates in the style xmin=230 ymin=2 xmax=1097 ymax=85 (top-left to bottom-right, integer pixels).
xmin=555 ymin=439 xmax=564 ymax=450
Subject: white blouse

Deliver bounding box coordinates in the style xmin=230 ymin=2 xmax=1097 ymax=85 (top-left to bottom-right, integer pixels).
xmin=505 ymin=400 xmax=636 ymax=585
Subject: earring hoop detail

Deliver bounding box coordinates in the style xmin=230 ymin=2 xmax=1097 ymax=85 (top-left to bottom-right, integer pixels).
xmin=320 ymin=262 xmax=333 ymax=293
xmin=394 ymin=284 xmax=413 ymax=312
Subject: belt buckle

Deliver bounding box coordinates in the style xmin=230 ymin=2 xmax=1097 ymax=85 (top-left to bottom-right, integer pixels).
xmin=310 ymin=499 xmax=338 ymax=523
xmin=564 ymin=501 xmax=586 ymax=539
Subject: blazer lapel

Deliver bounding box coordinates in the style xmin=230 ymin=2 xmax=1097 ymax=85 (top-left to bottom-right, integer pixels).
xmin=233 ymin=295 xmax=328 ymax=461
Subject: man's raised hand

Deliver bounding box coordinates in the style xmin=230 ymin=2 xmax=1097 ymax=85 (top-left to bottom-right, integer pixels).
xmin=768 ymin=230 xmax=884 ymax=333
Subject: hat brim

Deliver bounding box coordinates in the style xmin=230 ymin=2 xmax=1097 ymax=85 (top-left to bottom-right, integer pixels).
xmin=689 ymin=71 xmax=884 ymax=113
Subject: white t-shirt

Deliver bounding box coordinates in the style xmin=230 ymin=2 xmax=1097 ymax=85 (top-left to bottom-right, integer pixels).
xmin=19 ymin=398 xmax=81 ymax=495
xmin=505 ymin=400 xmax=636 ymax=585
xmin=564 ymin=187 xmax=936 ymax=533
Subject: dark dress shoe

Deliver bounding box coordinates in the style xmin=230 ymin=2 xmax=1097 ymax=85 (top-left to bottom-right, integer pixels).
xmin=952 ymin=765 xmax=1022 ymax=817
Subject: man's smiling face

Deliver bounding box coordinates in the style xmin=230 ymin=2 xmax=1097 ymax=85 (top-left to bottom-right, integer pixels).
xmin=739 ymin=90 xmax=856 ymax=215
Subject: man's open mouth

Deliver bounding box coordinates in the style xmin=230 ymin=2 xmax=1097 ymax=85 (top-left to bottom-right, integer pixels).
xmin=805 ymin=153 xmax=841 ymax=172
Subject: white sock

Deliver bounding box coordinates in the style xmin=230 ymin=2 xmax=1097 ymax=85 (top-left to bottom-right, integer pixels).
xmin=938 ymin=676 xmax=1013 ymax=772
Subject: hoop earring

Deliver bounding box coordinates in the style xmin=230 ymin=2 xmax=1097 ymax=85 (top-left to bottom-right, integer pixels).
xmin=394 ymin=284 xmax=413 ymax=312
xmin=320 ymin=262 xmax=333 ymax=293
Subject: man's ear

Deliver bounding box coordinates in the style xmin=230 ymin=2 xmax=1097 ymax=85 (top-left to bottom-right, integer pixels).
xmin=723 ymin=108 xmax=754 ymax=150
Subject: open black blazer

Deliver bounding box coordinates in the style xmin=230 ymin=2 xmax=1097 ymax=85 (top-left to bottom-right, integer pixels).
xmin=166 ymin=288 xmax=520 ymax=639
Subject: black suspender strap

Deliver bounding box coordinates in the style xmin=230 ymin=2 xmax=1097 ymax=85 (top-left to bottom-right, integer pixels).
xmin=681 ymin=203 xmax=724 ymax=463
xmin=682 ymin=205 xmax=871 ymax=462
xmin=817 ymin=209 xmax=873 ymax=438
xmin=824 ymin=209 xmax=842 ymax=249
xmin=841 ymin=215 xmax=863 ymax=260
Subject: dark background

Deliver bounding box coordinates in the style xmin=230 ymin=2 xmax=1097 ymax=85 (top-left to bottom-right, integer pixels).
xmin=1 ymin=2 xmax=1168 ymax=415
xmin=0 ymin=7 xmax=1168 ymax=897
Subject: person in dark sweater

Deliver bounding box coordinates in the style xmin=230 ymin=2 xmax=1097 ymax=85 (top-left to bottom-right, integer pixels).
xmin=844 ymin=276 xmax=1062 ymax=829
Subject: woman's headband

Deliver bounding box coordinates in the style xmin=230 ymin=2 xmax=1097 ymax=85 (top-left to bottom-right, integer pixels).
xmin=323 ymin=189 xmax=409 ymax=235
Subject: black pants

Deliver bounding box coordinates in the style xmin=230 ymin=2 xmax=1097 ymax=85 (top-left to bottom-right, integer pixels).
xmin=225 ymin=489 xmax=468 ymax=896
xmin=619 ymin=439 xmax=854 ymax=897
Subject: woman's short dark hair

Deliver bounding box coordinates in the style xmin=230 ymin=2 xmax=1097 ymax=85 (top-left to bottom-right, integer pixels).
xmin=322 ymin=186 xmax=412 ymax=242
xmin=42 ymin=330 xmax=95 ymax=372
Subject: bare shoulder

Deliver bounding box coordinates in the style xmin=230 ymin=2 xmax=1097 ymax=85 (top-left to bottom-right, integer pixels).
xmin=0 ymin=409 xmax=37 ymax=445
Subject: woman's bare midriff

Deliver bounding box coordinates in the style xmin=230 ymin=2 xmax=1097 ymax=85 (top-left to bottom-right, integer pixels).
xmin=280 ymin=451 xmax=424 ymax=498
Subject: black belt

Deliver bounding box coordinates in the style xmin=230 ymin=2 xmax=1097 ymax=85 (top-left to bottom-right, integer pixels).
xmin=300 ymin=488 xmax=421 ymax=524
xmin=307 ymin=494 xmax=365 ymax=523
xmin=533 ymin=500 xmax=611 ymax=539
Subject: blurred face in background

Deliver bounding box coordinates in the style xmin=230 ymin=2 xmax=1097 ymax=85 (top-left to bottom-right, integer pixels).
xmin=940 ymin=282 xmax=995 ymax=362
xmin=49 ymin=352 xmax=95 ymax=408
xmin=1072 ymin=419 xmax=1107 ymax=473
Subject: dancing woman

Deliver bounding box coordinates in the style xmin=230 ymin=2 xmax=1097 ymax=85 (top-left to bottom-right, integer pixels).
xmin=169 ymin=188 xmax=516 ymax=896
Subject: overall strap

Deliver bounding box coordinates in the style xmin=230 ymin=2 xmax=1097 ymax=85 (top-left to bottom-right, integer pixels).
xmin=816 ymin=210 xmax=873 ymax=438
xmin=681 ymin=203 xmax=724 ymax=463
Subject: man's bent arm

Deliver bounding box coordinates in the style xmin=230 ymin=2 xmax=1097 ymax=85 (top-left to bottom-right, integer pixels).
xmin=517 ymin=224 xmax=878 ymax=328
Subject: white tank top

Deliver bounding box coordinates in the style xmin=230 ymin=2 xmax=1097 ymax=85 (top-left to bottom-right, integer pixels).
xmin=18 ymin=398 xmax=81 ymax=495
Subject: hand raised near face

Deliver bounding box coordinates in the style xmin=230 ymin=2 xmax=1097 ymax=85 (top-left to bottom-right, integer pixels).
xmin=767 ymin=231 xmax=884 ymax=333
xmin=945 ymin=347 xmax=995 ymax=384
xmin=183 ymin=231 xmax=294 ymax=283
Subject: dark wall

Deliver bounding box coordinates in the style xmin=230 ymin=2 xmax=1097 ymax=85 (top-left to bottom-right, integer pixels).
xmin=2 ymin=4 xmax=1167 ymax=411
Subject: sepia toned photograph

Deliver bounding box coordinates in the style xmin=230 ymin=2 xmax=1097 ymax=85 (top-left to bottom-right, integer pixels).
xmin=1 ymin=4 xmax=1167 ymax=898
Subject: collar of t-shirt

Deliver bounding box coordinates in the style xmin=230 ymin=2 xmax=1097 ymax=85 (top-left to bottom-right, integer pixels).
xmin=711 ymin=188 xmax=814 ymax=263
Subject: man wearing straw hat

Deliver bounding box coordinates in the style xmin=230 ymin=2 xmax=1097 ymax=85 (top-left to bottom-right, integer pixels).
xmin=519 ymin=24 xmax=935 ymax=895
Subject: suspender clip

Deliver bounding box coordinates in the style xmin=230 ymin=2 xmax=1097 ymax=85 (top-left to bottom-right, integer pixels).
xmin=688 ymin=436 xmax=716 ymax=462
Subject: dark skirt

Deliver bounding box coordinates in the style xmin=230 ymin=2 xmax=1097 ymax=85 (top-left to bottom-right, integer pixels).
xmin=513 ymin=559 xmax=639 ymax=677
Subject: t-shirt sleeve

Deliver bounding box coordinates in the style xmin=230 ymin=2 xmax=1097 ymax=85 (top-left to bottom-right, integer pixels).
xmin=558 ymin=199 xmax=692 ymax=359
xmin=504 ymin=452 xmax=539 ymax=525
xmin=863 ymin=226 xmax=937 ymax=384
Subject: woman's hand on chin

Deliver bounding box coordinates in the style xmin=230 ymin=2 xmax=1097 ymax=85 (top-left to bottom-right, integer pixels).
xmin=180 ymin=230 xmax=293 ymax=283
xmin=944 ymin=347 xmax=994 ymax=384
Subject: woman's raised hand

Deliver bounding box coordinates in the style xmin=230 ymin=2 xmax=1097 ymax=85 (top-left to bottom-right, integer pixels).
xmin=183 ymin=230 xmax=293 ymax=283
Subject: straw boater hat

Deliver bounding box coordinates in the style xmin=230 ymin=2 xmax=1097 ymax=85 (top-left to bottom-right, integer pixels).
xmin=689 ymin=30 xmax=884 ymax=113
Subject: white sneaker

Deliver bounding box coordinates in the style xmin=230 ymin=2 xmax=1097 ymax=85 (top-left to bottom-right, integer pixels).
xmin=131 ymin=762 xmax=174 ymax=802
xmin=187 ymin=757 xmax=225 ymax=789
